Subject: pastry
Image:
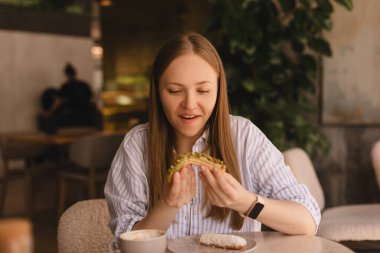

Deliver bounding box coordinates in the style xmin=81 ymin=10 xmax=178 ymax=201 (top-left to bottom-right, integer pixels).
xmin=199 ymin=232 xmax=247 ymax=250
xmin=167 ymin=152 xmax=226 ymax=182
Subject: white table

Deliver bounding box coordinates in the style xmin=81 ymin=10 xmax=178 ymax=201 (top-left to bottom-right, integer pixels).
xmin=165 ymin=232 xmax=354 ymax=253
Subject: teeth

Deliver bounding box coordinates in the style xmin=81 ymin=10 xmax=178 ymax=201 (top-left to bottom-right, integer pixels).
xmin=182 ymin=115 xmax=196 ymax=119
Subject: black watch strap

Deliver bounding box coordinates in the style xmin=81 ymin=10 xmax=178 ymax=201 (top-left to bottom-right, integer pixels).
xmin=240 ymin=195 xmax=265 ymax=220
xmin=248 ymin=200 xmax=264 ymax=219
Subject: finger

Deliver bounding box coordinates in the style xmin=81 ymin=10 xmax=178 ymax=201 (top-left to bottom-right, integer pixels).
xmin=167 ymin=172 xmax=181 ymax=204
xmin=184 ymin=164 xmax=194 ymax=178
xmin=179 ymin=166 xmax=189 ymax=193
xmin=180 ymin=166 xmax=195 ymax=202
xmin=202 ymin=166 xmax=234 ymax=195
xmin=202 ymin=167 xmax=239 ymax=206
xmin=204 ymin=168 xmax=235 ymax=198
xmin=212 ymin=168 xmax=231 ymax=187
xmin=190 ymin=167 xmax=196 ymax=196
xmin=213 ymin=170 xmax=243 ymax=197
xmin=203 ymin=184 xmax=217 ymax=202
xmin=201 ymin=168 xmax=227 ymax=203
xmin=200 ymin=166 xmax=220 ymax=196
xmin=182 ymin=165 xmax=195 ymax=184
xmin=200 ymin=166 xmax=217 ymax=186
xmin=171 ymin=171 xmax=181 ymax=194
xmin=204 ymin=184 xmax=224 ymax=206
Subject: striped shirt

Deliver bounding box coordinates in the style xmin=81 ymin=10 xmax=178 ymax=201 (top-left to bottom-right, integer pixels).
xmin=104 ymin=115 xmax=321 ymax=240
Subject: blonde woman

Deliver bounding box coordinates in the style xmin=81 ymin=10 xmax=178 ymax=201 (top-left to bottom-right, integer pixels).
xmin=104 ymin=32 xmax=320 ymax=240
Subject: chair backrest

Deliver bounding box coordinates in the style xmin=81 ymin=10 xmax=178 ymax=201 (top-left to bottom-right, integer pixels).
xmin=57 ymin=199 xmax=114 ymax=253
xmin=282 ymin=148 xmax=325 ymax=210
xmin=69 ymin=133 xmax=124 ymax=169
xmin=371 ymin=140 xmax=380 ymax=189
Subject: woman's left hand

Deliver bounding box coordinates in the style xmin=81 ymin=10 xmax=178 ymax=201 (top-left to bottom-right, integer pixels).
xmin=199 ymin=166 xmax=256 ymax=214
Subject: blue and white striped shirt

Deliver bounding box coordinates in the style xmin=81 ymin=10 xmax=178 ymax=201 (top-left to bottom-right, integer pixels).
xmin=104 ymin=115 xmax=321 ymax=240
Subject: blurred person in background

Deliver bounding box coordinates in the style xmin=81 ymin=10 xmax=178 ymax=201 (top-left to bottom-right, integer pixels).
xmin=38 ymin=63 xmax=103 ymax=134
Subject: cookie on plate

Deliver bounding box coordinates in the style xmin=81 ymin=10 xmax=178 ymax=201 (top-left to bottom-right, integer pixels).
xmin=199 ymin=233 xmax=247 ymax=250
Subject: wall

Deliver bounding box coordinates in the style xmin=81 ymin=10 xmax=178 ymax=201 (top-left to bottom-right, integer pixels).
xmin=318 ymin=0 xmax=380 ymax=207
xmin=322 ymin=0 xmax=380 ymax=125
xmin=0 ymin=29 xmax=93 ymax=132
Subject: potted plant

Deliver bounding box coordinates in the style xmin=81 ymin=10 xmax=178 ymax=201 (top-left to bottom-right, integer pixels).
xmin=208 ymin=0 xmax=352 ymax=157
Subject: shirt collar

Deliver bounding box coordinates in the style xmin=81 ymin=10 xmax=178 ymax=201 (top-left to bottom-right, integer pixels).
xmin=195 ymin=126 xmax=209 ymax=145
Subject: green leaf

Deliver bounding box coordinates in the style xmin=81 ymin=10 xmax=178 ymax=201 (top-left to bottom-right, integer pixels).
xmin=300 ymin=55 xmax=317 ymax=74
xmin=242 ymin=79 xmax=256 ymax=92
xmin=279 ymin=0 xmax=295 ymax=12
xmin=294 ymin=73 xmax=316 ymax=93
xmin=318 ymin=0 xmax=334 ymax=14
xmin=323 ymin=18 xmax=333 ymax=30
xmin=291 ymin=40 xmax=305 ymax=53
xmin=334 ymin=0 xmax=353 ymax=10
xmin=308 ymin=37 xmax=332 ymax=56
xmin=242 ymin=0 xmax=259 ymax=9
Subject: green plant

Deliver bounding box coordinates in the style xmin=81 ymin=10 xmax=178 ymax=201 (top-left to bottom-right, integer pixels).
xmin=208 ymin=0 xmax=352 ymax=157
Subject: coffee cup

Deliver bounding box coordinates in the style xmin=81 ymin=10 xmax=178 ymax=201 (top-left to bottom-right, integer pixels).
xmin=118 ymin=229 xmax=167 ymax=253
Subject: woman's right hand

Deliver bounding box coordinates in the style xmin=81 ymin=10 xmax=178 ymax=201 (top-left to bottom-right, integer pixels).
xmin=132 ymin=165 xmax=195 ymax=231
xmin=163 ymin=165 xmax=196 ymax=208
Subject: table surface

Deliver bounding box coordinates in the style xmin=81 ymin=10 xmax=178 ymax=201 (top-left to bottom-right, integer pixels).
xmin=1 ymin=130 xmax=125 ymax=145
xmin=165 ymin=232 xmax=354 ymax=253
xmin=3 ymin=132 xmax=82 ymax=145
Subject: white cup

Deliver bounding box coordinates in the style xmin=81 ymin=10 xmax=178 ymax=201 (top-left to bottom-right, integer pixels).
xmin=118 ymin=229 xmax=167 ymax=253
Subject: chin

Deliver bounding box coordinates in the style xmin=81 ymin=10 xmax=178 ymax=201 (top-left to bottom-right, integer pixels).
xmin=179 ymin=129 xmax=203 ymax=139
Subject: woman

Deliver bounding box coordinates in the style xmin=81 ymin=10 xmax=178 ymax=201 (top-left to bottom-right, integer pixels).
xmin=104 ymin=32 xmax=320 ymax=240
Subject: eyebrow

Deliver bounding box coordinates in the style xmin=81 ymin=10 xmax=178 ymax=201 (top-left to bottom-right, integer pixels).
xmin=165 ymin=81 xmax=212 ymax=86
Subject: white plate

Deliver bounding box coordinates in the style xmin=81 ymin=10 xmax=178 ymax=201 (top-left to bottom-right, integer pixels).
xmin=167 ymin=235 xmax=257 ymax=253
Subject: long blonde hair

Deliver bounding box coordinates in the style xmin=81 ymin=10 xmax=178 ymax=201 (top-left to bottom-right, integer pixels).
xmin=148 ymin=32 xmax=244 ymax=229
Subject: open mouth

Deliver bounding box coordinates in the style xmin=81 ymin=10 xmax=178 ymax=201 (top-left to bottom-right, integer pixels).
xmin=179 ymin=114 xmax=199 ymax=120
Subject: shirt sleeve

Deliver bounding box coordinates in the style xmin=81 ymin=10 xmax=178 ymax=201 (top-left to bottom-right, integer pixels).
xmin=247 ymin=123 xmax=321 ymax=230
xmin=104 ymin=129 xmax=149 ymax=237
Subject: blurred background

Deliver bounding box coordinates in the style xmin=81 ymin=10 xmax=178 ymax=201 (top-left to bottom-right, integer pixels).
xmin=0 ymin=0 xmax=379 ymax=252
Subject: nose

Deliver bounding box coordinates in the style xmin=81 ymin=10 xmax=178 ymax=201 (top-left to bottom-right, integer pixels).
xmin=181 ymin=91 xmax=196 ymax=109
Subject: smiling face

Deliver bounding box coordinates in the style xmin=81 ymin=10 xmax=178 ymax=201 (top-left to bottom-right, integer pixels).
xmin=159 ymin=53 xmax=218 ymax=145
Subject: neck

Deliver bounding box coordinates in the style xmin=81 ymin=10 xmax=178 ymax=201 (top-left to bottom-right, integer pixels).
xmin=174 ymin=126 xmax=208 ymax=155
xmin=174 ymin=138 xmax=194 ymax=155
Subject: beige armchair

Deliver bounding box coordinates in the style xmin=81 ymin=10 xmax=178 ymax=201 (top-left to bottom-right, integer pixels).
xmin=371 ymin=140 xmax=380 ymax=189
xmin=282 ymin=148 xmax=380 ymax=242
xmin=57 ymin=199 xmax=114 ymax=253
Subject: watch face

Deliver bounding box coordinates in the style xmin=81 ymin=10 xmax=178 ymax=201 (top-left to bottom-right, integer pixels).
xmin=248 ymin=202 xmax=264 ymax=219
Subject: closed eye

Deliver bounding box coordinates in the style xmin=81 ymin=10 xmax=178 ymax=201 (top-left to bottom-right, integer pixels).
xmin=198 ymin=90 xmax=209 ymax=93
xmin=168 ymin=89 xmax=182 ymax=94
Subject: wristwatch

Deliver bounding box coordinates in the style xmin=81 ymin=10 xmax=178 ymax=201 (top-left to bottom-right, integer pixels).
xmin=240 ymin=195 xmax=265 ymax=219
